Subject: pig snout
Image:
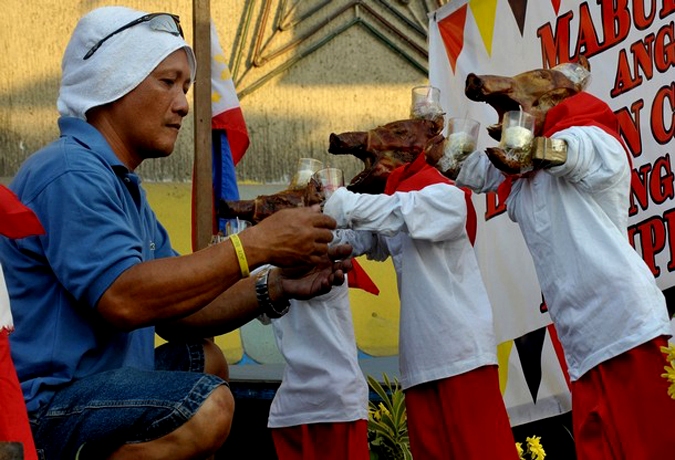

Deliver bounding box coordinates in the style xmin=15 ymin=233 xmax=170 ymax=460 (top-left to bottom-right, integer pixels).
xmin=328 ymin=132 xmax=368 ymax=155
xmin=465 ymin=73 xmax=515 ymax=102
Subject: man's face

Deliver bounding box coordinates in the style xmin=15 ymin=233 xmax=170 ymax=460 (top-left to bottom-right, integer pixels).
xmin=107 ymin=49 xmax=192 ymax=167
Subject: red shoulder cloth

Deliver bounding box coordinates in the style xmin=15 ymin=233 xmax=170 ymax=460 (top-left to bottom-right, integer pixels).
xmin=0 ymin=185 xmax=44 ymax=239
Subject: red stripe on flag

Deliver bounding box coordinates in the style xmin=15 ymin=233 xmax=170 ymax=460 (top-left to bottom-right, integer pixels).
xmin=212 ymin=107 xmax=250 ymax=166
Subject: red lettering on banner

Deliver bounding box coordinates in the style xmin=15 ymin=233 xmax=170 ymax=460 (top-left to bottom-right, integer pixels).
xmin=629 ymin=154 xmax=674 ymax=215
xmin=651 ymin=154 xmax=675 ymax=204
xmin=634 ymin=0 xmax=658 ymax=30
xmin=538 ymin=11 xmax=574 ymax=67
xmin=630 ymin=162 xmax=652 ymax=215
xmin=538 ymin=1 xmax=633 ymax=67
xmin=662 ymin=0 xmax=675 ymax=18
xmin=616 ymin=99 xmax=644 ymax=158
xmin=613 ymin=48 xmax=642 ymax=95
xmin=576 ymin=3 xmax=602 ymax=56
xmin=484 ymin=191 xmax=506 ymax=221
xmin=666 ymin=208 xmax=675 ymax=273
xmin=628 ymin=154 xmax=675 ymax=275
xmin=612 ymin=23 xmax=675 ymax=97
xmin=600 ymin=0 xmax=632 ymax=48
xmin=629 ymin=215 xmax=667 ymax=276
xmin=654 ymin=22 xmax=675 ymax=71
xmin=651 ymin=83 xmax=675 ymax=144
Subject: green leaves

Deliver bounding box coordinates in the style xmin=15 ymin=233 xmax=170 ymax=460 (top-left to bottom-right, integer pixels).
xmin=367 ymin=374 xmax=412 ymax=460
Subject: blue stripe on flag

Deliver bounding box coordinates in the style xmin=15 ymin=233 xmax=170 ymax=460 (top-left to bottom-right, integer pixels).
xmin=212 ymin=130 xmax=240 ymax=233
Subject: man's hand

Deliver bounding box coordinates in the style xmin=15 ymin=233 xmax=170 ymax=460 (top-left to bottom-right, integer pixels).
xmin=241 ymin=205 xmax=337 ymax=269
xmin=271 ymin=244 xmax=353 ymax=301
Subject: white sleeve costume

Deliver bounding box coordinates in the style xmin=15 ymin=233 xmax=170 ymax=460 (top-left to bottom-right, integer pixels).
xmin=267 ymin=280 xmax=369 ymax=428
xmin=457 ymin=125 xmax=671 ymax=381
xmin=324 ymin=183 xmax=498 ymax=390
xmin=0 ymin=264 xmax=13 ymax=333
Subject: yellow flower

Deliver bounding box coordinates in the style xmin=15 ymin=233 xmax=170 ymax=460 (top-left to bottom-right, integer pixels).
xmin=515 ymin=442 xmax=525 ymax=460
xmin=663 ymin=365 xmax=675 ymax=383
xmin=526 ymin=436 xmax=546 ymax=460
xmin=661 ymin=343 xmax=675 ymax=363
xmin=662 ymin=365 xmax=675 ymax=400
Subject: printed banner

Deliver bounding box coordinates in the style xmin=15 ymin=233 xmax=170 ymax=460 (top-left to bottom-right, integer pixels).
xmin=429 ymin=0 xmax=675 ymax=423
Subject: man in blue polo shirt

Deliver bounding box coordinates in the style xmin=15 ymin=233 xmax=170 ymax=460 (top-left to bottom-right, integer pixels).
xmin=0 ymin=6 xmax=351 ymax=460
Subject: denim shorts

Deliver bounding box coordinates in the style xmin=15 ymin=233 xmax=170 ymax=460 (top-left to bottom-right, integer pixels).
xmin=30 ymin=341 xmax=228 ymax=460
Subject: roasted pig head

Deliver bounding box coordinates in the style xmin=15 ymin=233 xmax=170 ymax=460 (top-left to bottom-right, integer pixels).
xmin=465 ymin=58 xmax=590 ymax=140
xmin=328 ymin=117 xmax=444 ymax=194
xmin=218 ymin=177 xmax=324 ymax=224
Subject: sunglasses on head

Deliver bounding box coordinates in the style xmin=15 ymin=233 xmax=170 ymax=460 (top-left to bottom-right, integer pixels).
xmin=83 ymin=13 xmax=184 ymax=60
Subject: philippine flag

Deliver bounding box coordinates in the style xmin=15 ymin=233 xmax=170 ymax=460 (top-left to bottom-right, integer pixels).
xmin=193 ymin=22 xmax=250 ymax=244
xmin=210 ymin=23 xmax=250 ymax=233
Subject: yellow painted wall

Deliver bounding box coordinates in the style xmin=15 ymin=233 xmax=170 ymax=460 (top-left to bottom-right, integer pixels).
xmin=145 ymin=182 xmax=400 ymax=363
xmin=2 ymin=0 xmax=432 ymax=364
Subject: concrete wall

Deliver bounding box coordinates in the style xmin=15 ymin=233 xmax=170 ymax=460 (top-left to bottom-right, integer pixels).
xmin=1 ymin=0 xmax=439 ymax=184
xmin=1 ymin=0 xmax=444 ymax=363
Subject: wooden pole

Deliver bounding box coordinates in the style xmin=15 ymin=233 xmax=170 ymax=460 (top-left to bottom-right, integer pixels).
xmin=192 ymin=0 xmax=213 ymax=251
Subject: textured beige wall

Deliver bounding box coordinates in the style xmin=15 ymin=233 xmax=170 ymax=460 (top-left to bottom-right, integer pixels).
xmin=1 ymin=0 xmax=439 ymax=361
xmin=0 ymin=0 xmax=433 ymax=184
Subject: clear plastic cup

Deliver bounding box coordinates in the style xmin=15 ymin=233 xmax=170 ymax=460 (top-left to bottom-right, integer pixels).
xmin=313 ymin=168 xmax=344 ymax=200
xmin=438 ymin=117 xmax=480 ymax=174
xmin=499 ymin=110 xmax=536 ymax=173
xmin=500 ymin=111 xmax=535 ymax=151
xmin=289 ymin=157 xmax=324 ymax=189
xmin=410 ymin=85 xmax=443 ymax=120
xmin=225 ymin=218 xmax=252 ymax=235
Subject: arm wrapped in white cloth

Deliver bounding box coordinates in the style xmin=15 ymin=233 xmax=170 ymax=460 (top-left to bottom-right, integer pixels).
xmin=323 ymin=184 xmax=469 ymax=243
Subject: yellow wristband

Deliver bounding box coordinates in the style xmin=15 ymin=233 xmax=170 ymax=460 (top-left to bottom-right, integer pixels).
xmin=229 ymin=233 xmax=250 ymax=278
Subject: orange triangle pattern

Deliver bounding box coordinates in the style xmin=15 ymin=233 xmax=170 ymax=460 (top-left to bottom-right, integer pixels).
xmin=437 ymin=4 xmax=468 ymax=73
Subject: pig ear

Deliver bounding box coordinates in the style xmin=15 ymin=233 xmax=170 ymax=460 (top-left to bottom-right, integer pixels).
xmin=536 ymin=87 xmax=579 ymax=112
xmin=577 ymin=55 xmax=591 ymax=72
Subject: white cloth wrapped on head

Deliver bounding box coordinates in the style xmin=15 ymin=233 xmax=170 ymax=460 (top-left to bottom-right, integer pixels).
xmin=553 ymin=62 xmax=591 ymax=91
xmin=58 ymin=6 xmax=196 ymax=120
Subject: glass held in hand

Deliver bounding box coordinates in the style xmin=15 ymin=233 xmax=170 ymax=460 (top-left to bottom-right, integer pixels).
xmin=499 ymin=110 xmax=536 ymax=172
xmin=225 ymin=218 xmax=252 ymax=235
xmin=499 ymin=110 xmax=535 ymax=152
xmin=313 ymin=168 xmax=344 ymax=201
xmin=209 ymin=218 xmax=252 ymax=246
xmin=438 ymin=117 xmax=480 ymax=173
xmin=289 ymin=157 xmax=324 ymax=190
